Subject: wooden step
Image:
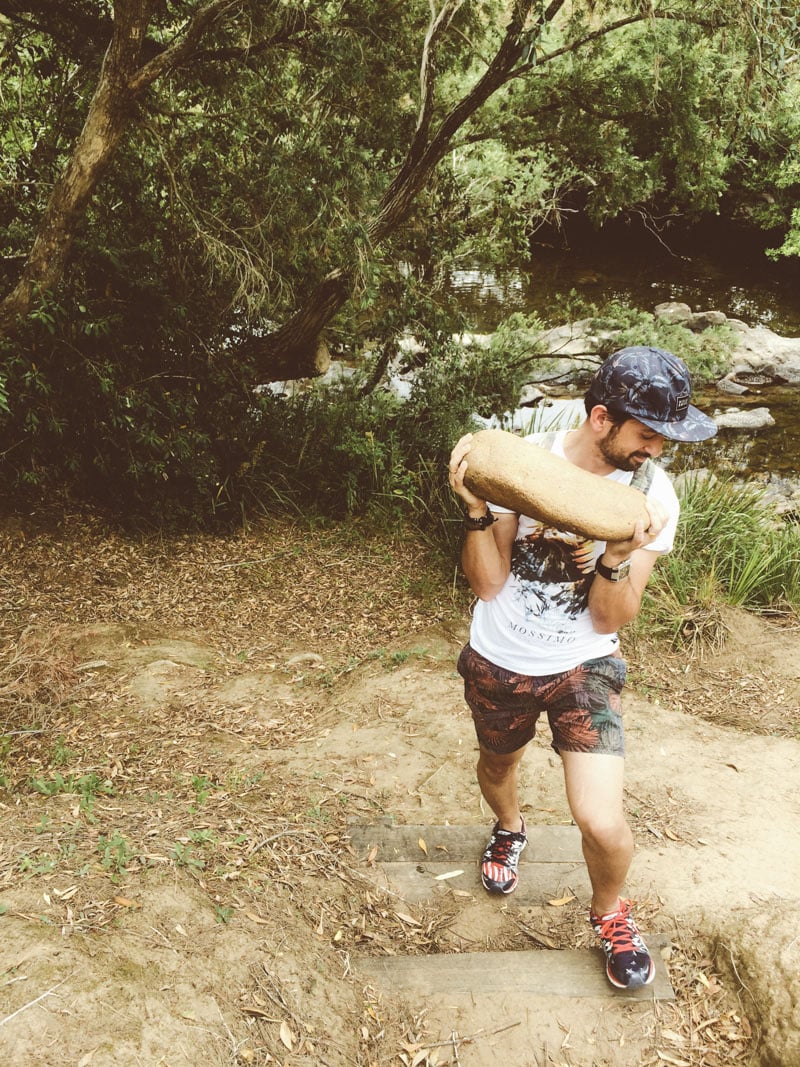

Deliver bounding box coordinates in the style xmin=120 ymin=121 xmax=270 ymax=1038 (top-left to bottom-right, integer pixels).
xmin=348 ymin=821 xmax=583 ymax=864
xmin=361 ymin=938 xmax=675 ymax=1000
xmin=348 ymin=820 xmax=590 ymax=903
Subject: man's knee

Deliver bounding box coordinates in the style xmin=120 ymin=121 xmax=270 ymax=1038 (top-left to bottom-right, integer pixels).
xmin=478 ymin=746 xmax=523 ymax=782
xmin=577 ymin=811 xmax=631 ymax=853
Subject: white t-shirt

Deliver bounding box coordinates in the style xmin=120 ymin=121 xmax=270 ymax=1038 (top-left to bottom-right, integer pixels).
xmin=469 ymin=430 xmax=680 ymax=675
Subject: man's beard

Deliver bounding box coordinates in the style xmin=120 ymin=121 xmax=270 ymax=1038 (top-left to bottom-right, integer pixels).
xmin=598 ymin=426 xmax=649 ymax=472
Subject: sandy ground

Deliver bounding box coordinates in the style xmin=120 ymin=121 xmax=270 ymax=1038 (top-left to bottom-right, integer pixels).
xmin=0 ymin=518 xmax=798 ymax=1066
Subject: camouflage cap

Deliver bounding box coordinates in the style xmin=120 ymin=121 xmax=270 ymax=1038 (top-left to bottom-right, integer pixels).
xmin=585 ymin=346 xmax=718 ymax=442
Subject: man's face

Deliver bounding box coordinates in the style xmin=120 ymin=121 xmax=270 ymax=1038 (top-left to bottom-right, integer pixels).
xmin=598 ymin=417 xmax=664 ymax=471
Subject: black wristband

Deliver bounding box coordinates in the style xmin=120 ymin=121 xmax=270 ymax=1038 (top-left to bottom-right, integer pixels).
xmin=463 ymin=508 xmax=496 ymax=531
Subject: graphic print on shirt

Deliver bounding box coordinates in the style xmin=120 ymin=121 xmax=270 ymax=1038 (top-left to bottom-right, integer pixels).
xmin=510 ymin=523 xmax=596 ymax=625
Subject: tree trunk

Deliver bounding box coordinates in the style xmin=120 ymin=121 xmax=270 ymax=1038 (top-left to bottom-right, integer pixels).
xmin=0 ymin=0 xmax=236 ymax=337
xmin=248 ymin=0 xmax=555 ymax=382
xmin=245 ymin=271 xmax=353 ymax=380
xmin=0 ymin=1 xmax=157 ymax=334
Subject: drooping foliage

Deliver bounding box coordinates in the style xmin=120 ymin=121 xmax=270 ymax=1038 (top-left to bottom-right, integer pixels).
xmin=0 ymin=1 xmax=798 ymax=522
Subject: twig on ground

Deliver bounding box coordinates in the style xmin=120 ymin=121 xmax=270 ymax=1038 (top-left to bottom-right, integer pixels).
xmin=0 ymin=977 xmax=68 ymax=1027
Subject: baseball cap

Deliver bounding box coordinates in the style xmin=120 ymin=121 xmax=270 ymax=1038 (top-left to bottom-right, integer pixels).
xmin=585 ymin=346 xmax=717 ymax=442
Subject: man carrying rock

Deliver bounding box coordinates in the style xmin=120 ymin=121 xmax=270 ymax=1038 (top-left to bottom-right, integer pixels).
xmin=448 ymin=346 xmax=717 ymax=989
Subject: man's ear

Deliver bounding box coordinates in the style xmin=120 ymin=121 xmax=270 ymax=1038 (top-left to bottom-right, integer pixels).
xmin=588 ymin=404 xmax=613 ymax=432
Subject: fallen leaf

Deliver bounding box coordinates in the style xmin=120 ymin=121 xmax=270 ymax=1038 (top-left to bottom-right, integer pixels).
xmin=418 ymin=837 xmax=428 ymax=855
xmin=547 ymin=894 xmax=576 ymax=907
xmin=394 ymin=911 xmax=421 ymax=926
xmin=113 ymin=896 xmax=139 ymax=908
xmin=279 ymin=1020 xmax=295 ymax=1051
xmin=660 ymin=1028 xmax=685 ymax=1044
xmin=434 ymin=869 xmax=464 ymax=881
xmin=245 ymin=911 xmax=270 ymax=925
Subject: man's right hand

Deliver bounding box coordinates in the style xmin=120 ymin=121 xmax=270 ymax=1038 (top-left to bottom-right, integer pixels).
xmin=449 ymin=433 xmax=487 ymax=512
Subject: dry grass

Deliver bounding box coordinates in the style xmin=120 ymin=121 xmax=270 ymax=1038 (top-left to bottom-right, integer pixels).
xmin=0 ymin=507 xmax=785 ymax=1065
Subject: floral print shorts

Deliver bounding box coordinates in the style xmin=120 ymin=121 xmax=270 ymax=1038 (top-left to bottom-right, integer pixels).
xmin=457 ymin=643 xmax=626 ymax=757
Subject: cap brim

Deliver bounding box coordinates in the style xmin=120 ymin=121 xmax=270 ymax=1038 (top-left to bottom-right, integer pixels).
xmin=637 ymin=405 xmax=718 ymax=442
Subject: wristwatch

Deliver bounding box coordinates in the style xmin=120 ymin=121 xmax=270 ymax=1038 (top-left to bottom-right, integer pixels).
xmin=595 ymin=556 xmax=631 ymax=582
xmin=463 ymin=508 xmax=497 ymax=531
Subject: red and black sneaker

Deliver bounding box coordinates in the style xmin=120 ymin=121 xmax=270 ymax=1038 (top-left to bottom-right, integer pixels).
xmin=590 ymin=898 xmax=656 ymax=989
xmin=480 ymin=816 xmax=527 ymax=894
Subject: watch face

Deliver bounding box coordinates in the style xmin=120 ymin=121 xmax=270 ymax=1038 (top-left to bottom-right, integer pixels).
xmin=618 ymin=558 xmax=631 ymax=578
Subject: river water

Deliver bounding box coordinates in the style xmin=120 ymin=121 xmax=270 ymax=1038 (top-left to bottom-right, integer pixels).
xmin=448 ymin=227 xmax=800 ymax=481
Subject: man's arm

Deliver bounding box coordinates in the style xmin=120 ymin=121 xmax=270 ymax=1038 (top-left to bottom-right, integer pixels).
xmin=449 ymin=433 xmax=517 ymax=601
xmin=589 ymin=504 xmax=667 ymax=634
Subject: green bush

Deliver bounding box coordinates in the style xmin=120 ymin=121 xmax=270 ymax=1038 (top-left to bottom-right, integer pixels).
xmin=239 ymin=338 xmax=528 ymax=553
xmin=638 ymin=474 xmax=800 ymax=648
xmin=583 ymin=301 xmax=737 ymax=381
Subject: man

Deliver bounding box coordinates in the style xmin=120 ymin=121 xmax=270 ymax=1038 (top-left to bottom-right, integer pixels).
xmin=448 ymin=346 xmax=717 ymax=989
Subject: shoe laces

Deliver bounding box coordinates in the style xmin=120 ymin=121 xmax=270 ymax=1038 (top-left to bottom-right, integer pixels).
xmin=485 ymin=826 xmax=525 ymax=867
xmin=592 ymin=902 xmax=641 ymax=953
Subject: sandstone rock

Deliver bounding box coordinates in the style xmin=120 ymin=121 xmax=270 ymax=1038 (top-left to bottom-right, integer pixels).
xmin=463 ymin=428 xmax=650 ymax=541
xmin=728 ymin=323 xmax=800 ymax=383
xmin=654 ymin=301 xmax=693 ymax=324
xmin=715 ymin=407 xmax=775 ymax=431
xmin=687 ymin=310 xmax=728 ymax=331
xmin=716 ymin=376 xmax=750 ymax=396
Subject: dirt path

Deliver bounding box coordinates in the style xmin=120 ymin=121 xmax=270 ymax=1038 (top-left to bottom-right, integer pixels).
xmin=0 ymin=517 xmax=798 ymax=1066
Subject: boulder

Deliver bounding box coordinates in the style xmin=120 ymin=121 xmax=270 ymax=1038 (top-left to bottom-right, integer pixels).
xmin=727 ymin=322 xmax=800 ymax=384
xmin=463 ymin=428 xmax=650 ymax=540
xmin=716 ymin=376 xmax=750 ymax=396
xmin=654 ymin=301 xmax=693 ymax=324
xmin=714 ymin=407 xmax=776 ymax=431
xmin=687 ymin=309 xmax=728 ymax=331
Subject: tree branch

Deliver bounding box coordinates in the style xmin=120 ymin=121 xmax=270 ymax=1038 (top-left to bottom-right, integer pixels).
xmin=511 ymin=10 xmax=732 ymax=80
xmin=128 ymin=0 xmax=243 ymax=93
xmin=0 ymin=0 xmax=240 ymax=335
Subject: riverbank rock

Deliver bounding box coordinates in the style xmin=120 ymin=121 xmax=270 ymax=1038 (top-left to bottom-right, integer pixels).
xmin=714 ymin=407 xmax=776 ymax=431
xmin=727 ymin=320 xmax=800 ymax=384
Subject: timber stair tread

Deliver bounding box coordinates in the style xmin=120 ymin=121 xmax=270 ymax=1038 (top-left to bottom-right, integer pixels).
xmin=348 ymin=819 xmax=591 ymax=903
xmin=360 ymin=939 xmax=675 ymax=1000
xmin=349 ymin=820 xmax=675 ymax=1001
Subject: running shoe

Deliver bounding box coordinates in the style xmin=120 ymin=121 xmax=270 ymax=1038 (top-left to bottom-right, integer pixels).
xmin=590 ymin=898 xmax=656 ymax=989
xmin=480 ymin=816 xmax=527 ymax=894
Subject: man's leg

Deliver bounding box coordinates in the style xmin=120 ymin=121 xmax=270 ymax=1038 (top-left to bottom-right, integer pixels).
xmin=561 ymin=750 xmax=654 ymax=989
xmin=477 ymin=743 xmax=528 ymax=894
xmin=477 ymin=744 xmax=526 ymax=833
xmin=560 ymin=750 xmax=631 ymax=915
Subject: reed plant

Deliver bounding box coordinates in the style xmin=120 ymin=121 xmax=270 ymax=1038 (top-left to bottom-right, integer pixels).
xmin=639 ymin=474 xmax=800 ymax=648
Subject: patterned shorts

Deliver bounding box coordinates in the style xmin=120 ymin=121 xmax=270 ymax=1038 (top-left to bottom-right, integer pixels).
xmin=457 ymin=643 xmax=627 ymax=757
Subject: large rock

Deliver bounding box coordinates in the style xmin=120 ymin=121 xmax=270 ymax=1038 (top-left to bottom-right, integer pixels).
xmin=715 ymin=407 xmax=776 ymax=431
xmin=654 ymin=301 xmax=693 ymax=324
xmin=727 ymin=320 xmax=800 ymax=384
xmin=711 ymin=901 xmax=800 ymax=1067
xmin=463 ymin=428 xmax=651 ymax=540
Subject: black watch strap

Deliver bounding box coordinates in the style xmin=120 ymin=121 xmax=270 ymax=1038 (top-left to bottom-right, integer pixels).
xmin=595 ymin=557 xmax=631 ymax=582
xmin=463 ymin=508 xmax=496 ymax=531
